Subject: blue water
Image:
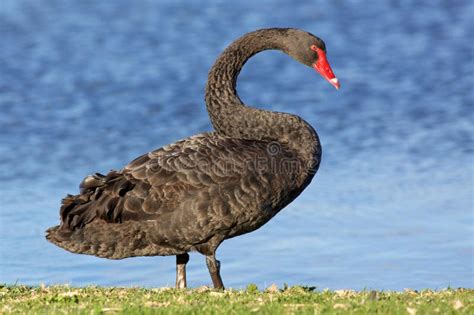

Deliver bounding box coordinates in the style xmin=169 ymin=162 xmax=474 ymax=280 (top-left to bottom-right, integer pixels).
xmin=1 ymin=1 xmax=473 ymax=290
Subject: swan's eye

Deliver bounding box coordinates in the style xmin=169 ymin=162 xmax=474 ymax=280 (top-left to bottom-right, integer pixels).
xmin=310 ymin=45 xmax=323 ymax=60
xmin=311 ymin=45 xmax=321 ymax=57
xmin=311 ymin=44 xmax=327 ymax=58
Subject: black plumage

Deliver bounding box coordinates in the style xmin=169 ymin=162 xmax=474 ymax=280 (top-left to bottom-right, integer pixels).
xmin=46 ymin=28 xmax=339 ymax=289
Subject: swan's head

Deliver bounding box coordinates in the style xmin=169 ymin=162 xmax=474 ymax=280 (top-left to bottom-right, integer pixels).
xmin=284 ymin=29 xmax=340 ymax=89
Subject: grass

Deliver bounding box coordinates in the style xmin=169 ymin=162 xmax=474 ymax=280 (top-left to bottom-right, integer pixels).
xmin=0 ymin=284 xmax=472 ymax=314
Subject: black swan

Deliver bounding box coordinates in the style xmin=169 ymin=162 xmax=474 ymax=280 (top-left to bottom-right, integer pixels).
xmin=46 ymin=28 xmax=339 ymax=289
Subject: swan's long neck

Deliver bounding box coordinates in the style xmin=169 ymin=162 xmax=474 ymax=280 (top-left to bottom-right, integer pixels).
xmin=205 ymin=28 xmax=320 ymax=171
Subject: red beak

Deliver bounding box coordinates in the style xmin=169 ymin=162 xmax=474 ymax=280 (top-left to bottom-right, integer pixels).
xmin=311 ymin=46 xmax=340 ymax=90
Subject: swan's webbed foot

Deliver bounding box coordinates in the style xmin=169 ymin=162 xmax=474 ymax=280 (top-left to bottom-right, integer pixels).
xmin=176 ymin=253 xmax=189 ymax=289
xmin=206 ymin=254 xmax=225 ymax=290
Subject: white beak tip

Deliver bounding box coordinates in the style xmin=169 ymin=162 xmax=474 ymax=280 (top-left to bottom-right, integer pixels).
xmin=330 ymin=78 xmax=340 ymax=89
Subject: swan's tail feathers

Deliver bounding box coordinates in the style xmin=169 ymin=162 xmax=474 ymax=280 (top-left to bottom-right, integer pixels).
xmin=45 ymin=225 xmax=68 ymax=244
xmin=44 ymin=170 xmax=165 ymax=258
xmin=45 ymin=219 xmax=175 ymax=259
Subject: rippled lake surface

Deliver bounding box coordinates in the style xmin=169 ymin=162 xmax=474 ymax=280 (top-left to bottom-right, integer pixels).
xmin=1 ymin=1 xmax=473 ymax=290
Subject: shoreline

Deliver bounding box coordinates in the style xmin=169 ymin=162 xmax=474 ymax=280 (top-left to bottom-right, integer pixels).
xmin=1 ymin=284 xmax=472 ymax=314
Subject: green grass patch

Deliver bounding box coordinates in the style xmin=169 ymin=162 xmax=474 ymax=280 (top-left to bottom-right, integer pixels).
xmin=0 ymin=284 xmax=472 ymax=314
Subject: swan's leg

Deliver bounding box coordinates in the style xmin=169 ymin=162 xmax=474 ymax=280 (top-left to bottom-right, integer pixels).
xmin=206 ymin=254 xmax=225 ymax=289
xmin=176 ymin=253 xmax=189 ymax=289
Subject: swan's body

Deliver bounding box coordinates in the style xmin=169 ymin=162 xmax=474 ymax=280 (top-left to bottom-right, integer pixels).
xmin=46 ymin=28 xmax=339 ymax=289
